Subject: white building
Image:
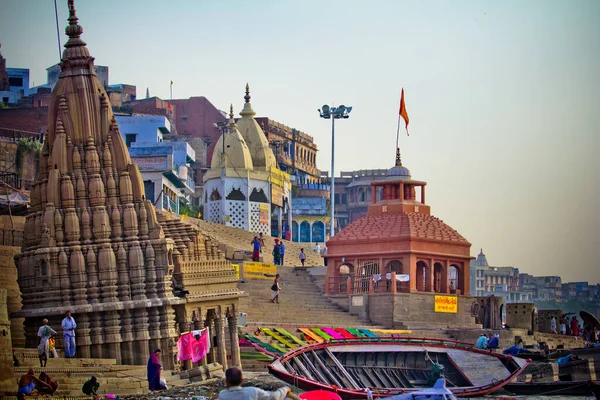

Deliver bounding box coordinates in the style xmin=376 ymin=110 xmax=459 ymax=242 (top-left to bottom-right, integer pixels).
xmin=203 ymin=85 xmax=291 ymax=235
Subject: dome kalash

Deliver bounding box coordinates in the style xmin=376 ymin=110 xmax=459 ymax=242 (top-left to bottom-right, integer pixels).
xmin=325 ymin=147 xmax=474 ymax=297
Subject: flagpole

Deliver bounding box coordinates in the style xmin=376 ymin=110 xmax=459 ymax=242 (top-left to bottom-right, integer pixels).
xmin=396 ymin=114 xmax=401 ymax=152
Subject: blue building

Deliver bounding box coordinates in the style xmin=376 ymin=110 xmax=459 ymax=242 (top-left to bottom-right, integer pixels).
xmin=116 ymin=115 xmax=195 ymax=214
xmin=291 ymin=197 xmax=328 ymax=244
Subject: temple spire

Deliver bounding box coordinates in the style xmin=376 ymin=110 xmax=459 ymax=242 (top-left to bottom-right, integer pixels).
xmin=244 ymin=83 xmax=251 ymax=103
xmin=228 ymin=104 xmax=236 ymax=126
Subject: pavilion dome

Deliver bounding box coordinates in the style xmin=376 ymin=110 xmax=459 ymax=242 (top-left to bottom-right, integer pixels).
xmin=235 ymin=84 xmax=277 ymax=170
xmin=210 ymin=105 xmax=254 ymax=170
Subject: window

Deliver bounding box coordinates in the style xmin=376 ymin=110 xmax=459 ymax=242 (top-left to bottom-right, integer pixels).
xmin=341 ymin=194 xmax=347 ymax=204
xmin=335 ymin=194 xmax=340 ymax=204
xmin=2 ymin=97 xmax=8 ymax=103
xmin=9 ymin=77 xmax=23 ymax=87
xmin=125 ymin=133 xmax=136 ymax=148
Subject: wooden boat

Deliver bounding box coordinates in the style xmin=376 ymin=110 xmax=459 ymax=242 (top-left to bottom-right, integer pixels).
xmin=268 ymin=337 xmax=529 ymax=399
xmin=504 ymin=380 xmax=599 ymax=396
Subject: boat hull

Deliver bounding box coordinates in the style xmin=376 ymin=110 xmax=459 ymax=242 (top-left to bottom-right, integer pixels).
xmin=267 ymin=337 xmax=530 ymax=399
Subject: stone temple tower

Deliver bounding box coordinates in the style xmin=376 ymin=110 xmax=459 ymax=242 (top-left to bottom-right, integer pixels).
xmin=15 ymin=0 xmax=243 ymax=369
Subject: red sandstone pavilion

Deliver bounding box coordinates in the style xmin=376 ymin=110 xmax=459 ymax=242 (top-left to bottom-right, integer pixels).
xmin=325 ymin=149 xmax=477 ymax=328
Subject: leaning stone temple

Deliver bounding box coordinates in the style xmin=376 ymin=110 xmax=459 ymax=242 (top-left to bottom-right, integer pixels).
xmin=14 ymin=0 xmax=244 ymax=369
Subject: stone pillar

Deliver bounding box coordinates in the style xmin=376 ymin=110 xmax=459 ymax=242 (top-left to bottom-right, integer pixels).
xmin=228 ymin=312 xmax=242 ymax=368
xmin=277 ymin=207 xmax=283 ymax=239
xmin=206 ymin=312 xmax=216 ymax=364
xmin=441 ymin=260 xmax=449 ymax=294
xmin=215 ymin=310 xmax=228 ymax=369
xmin=0 ymin=289 xmax=15 ymax=394
xmin=194 ymin=310 xmax=208 ymax=367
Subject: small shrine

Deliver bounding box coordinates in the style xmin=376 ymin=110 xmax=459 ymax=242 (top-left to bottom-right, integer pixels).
xmin=325 ymin=148 xmax=476 ymax=328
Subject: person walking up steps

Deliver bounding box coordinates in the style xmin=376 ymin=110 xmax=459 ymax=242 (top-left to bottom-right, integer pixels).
xmin=279 ymin=241 xmax=286 ymax=266
xmin=270 ymin=274 xmax=281 ymax=304
xmin=61 ymin=311 xmax=77 ymax=358
xmin=37 ymin=318 xmax=56 ymax=367
xmin=299 ymin=248 xmax=306 ymax=266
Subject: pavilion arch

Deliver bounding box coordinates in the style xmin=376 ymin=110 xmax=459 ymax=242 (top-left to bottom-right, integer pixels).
xmin=299 ymin=221 xmax=310 ymax=242
xmin=449 ymin=264 xmax=460 ymax=293
xmin=416 ymin=261 xmax=428 ymax=292
xmin=291 ymin=221 xmax=299 ymax=242
xmin=386 ymin=260 xmax=404 ymax=274
xmin=434 ymin=262 xmax=444 ymax=293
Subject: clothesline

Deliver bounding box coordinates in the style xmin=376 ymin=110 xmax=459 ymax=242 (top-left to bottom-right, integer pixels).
xmin=372 ymin=273 xmax=410 ymax=282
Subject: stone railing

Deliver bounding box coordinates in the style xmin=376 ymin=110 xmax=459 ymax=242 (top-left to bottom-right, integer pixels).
xmin=327 ymin=273 xmax=409 ymax=295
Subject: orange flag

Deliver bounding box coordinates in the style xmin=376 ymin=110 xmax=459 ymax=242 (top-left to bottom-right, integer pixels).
xmin=399 ymin=88 xmax=409 ymax=135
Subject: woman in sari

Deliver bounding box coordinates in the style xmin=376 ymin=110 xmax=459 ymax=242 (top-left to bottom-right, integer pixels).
xmin=147 ymin=349 xmax=164 ymax=391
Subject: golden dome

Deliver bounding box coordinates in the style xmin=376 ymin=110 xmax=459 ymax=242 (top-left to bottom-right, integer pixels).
xmin=236 ymin=84 xmax=277 ymax=170
xmin=210 ymin=104 xmax=254 ymax=170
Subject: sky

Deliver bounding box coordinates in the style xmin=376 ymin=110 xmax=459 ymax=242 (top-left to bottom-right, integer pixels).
xmin=1 ymin=0 xmax=599 ymax=284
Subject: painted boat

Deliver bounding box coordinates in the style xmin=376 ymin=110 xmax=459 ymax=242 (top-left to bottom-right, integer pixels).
xmin=268 ymin=337 xmax=530 ymax=399
xmin=504 ymin=380 xmax=599 ymax=396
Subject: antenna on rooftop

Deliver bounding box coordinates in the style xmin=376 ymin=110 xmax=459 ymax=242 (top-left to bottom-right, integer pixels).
xmin=54 ymin=0 xmax=62 ymax=62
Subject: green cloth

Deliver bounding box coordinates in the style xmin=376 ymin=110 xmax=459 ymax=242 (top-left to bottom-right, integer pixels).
xmin=82 ymin=380 xmax=99 ymax=395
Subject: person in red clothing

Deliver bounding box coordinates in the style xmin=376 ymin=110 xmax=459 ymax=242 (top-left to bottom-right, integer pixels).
xmin=570 ymin=316 xmax=579 ymax=336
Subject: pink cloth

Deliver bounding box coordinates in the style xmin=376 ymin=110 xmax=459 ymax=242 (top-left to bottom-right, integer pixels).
xmin=322 ymin=328 xmax=344 ymax=339
xmin=191 ymin=329 xmax=210 ymax=363
xmin=177 ymin=332 xmax=193 ymax=361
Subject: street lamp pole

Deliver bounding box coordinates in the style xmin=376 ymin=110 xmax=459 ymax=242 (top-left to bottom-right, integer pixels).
xmin=318 ymin=104 xmax=352 ymax=239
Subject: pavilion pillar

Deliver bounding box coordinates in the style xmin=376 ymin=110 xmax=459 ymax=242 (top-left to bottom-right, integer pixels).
xmin=421 ymin=185 xmax=426 ymax=204
xmin=346 ymin=277 xmax=352 ymax=295
xmin=441 ymin=260 xmax=449 ymax=294
xmin=228 ymin=311 xmax=242 ymax=368
xmin=424 ymin=258 xmax=434 ymax=292
xmin=371 ymin=186 xmax=376 ymax=203
xmin=408 ymin=253 xmax=417 ymax=292
xmin=391 ymin=272 xmax=397 ymax=294
xmin=399 ymin=183 xmax=404 ymax=200
xmin=462 ymin=261 xmax=470 ymax=295
xmin=215 ymin=309 xmax=228 ymax=369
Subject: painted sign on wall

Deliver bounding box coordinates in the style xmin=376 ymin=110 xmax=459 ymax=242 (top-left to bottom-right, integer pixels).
xmin=259 ymin=203 xmax=269 ymax=225
xmin=434 ymin=295 xmax=458 ymax=313
xmin=131 ymin=155 xmax=168 ymax=171
xmin=243 ymin=262 xmax=277 ymax=280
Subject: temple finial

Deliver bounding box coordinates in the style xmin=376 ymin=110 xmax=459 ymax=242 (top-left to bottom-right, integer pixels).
xmin=66 ymin=0 xmax=83 ymax=40
xmin=229 ymin=104 xmax=234 ymax=120
xmin=395 ymin=147 xmax=402 ymax=166
xmin=244 ymin=83 xmax=251 ymax=104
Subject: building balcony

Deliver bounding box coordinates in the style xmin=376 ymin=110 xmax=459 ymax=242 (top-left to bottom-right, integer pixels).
xmin=296 ymin=183 xmax=330 ymax=200
xmin=162 ymin=194 xmax=180 ymax=214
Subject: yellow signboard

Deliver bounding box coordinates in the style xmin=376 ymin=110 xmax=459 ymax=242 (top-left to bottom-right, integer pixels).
xmin=270 ymin=168 xmax=291 ymax=187
xmin=232 ymin=264 xmax=240 ymax=280
xmin=434 ymin=295 xmax=458 ymax=313
xmin=259 ymin=203 xmax=269 ymax=225
xmin=243 ymin=261 xmax=277 ymax=280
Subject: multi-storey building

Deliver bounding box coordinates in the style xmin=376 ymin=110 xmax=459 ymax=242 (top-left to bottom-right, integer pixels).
xmin=519 ymin=274 xmax=562 ymax=301
xmin=470 ymin=249 xmax=530 ymax=303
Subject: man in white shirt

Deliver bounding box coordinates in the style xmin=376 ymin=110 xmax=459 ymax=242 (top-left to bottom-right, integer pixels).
xmin=314 ymin=243 xmax=321 ymax=254
xmin=61 ymin=311 xmax=77 ymax=358
xmin=218 ymin=367 xmax=291 ymax=400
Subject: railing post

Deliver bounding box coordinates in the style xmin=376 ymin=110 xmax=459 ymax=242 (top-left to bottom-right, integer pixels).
xmin=346 ymin=277 xmax=352 ymax=295
xmin=391 ymin=272 xmax=397 ymax=293
xmin=369 ymin=277 xmax=375 ymax=293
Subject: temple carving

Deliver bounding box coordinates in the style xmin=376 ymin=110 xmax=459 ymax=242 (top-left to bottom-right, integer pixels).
xmin=14 ymin=0 xmax=244 ymax=369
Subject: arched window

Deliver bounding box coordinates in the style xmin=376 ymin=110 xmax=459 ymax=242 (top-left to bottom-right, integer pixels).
xmin=450 ymin=264 xmax=459 ymax=293
xmin=434 ymin=263 xmax=444 ymax=293
xmin=292 ymin=221 xmax=299 ymax=242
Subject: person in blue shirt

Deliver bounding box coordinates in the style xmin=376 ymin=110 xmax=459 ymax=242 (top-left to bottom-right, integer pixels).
xmin=557 ymin=354 xmax=577 ymax=365
xmin=61 ymin=311 xmax=77 ymax=358
xmin=487 ymin=334 xmax=500 ymax=350
xmin=475 ymin=334 xmax=488 ymax=349
xmin=279 ymin=241 xmax=286 ymax=266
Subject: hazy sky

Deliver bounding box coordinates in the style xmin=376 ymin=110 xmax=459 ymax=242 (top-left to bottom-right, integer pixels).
xmin=1 ymin=0 xmax=598 ymax=284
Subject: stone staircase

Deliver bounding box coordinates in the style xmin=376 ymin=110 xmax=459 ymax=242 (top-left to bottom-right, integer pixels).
xmin=186 ymin=218 xmax=325 ymax=267
xmin=238 ymin=266 xmax=375 ymax=328
xmin=10 ymin=349 xmax=193 ymax=398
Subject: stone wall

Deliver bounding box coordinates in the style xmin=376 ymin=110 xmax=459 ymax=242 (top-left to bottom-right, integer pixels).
xmin=0 ymin=244 xmax=24 ymax=347
xmin=0 ymin=288 xmax=15 ymax=395
xmin=350 ymin=292 xmax=479 ymax=329
xmin=536 ymin=309 xmax=563 ymax=333
xmin=506 ymin=303 xmax=535 ymax=331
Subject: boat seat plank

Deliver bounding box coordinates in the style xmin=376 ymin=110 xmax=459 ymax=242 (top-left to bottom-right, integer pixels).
xmin=260 ymin=328 xmax=298 ymax=349
xmin=358 ymin=328 xmax=378 ymax=338
xmin=245 ymin=334 xmax=284 ymax=355
xmin=446 ymin=349 xmax=510 ymax=387
xmin=274 ymin=328 xmax=307 ymax=346
xmin=312 ymin=328 xmax=333 ymax=341
xmin=322 ymin=328 xmax=345 ymax=339
xmin=299 ymin=328 xmax=325 ymax=343
xmin=334 ymin=328 xmax=355 ymax=339
xmin=346 ymin=328 xmax=365 ymax=337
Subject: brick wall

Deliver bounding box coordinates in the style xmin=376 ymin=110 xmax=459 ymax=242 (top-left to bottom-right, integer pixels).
xmin=0 ymin=107 xmax=48 ymax=133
